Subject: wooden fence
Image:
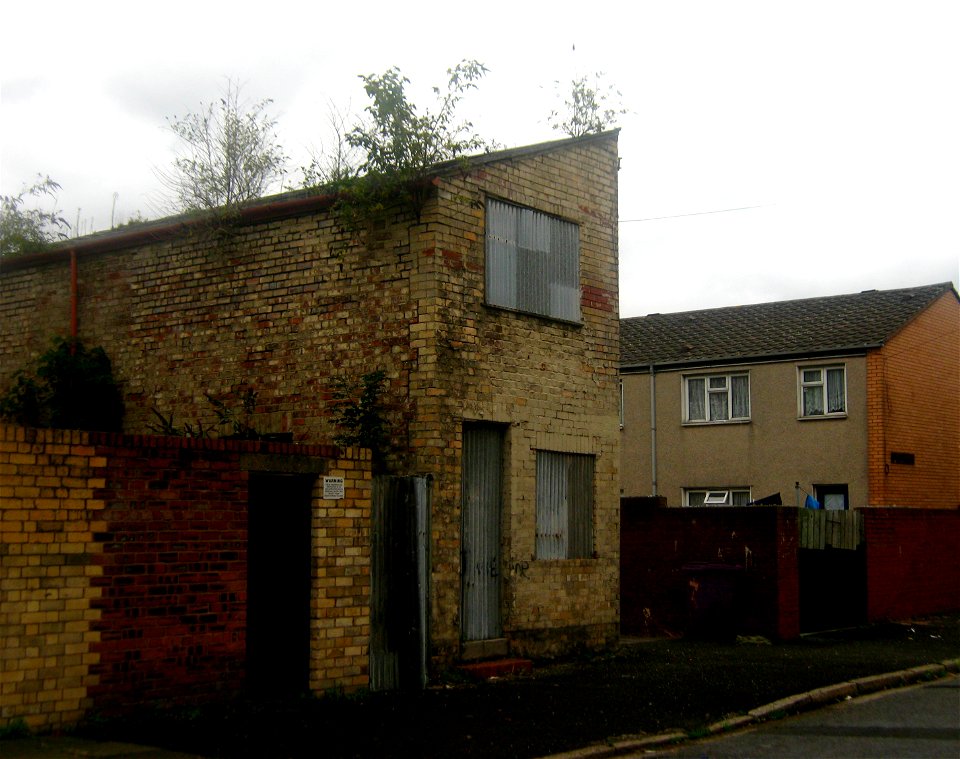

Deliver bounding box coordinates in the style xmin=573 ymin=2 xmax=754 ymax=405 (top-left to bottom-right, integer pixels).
xmin=798 ymin=509 xmax=864 ymax=550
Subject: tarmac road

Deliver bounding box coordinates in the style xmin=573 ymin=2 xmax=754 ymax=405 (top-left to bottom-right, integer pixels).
xmin=642 ymin=674 xmax=960 ymax=759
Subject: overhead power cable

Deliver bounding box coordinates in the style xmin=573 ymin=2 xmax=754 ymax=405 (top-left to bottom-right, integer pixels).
xmin=620 ymin=204 xmax=769 ymax=223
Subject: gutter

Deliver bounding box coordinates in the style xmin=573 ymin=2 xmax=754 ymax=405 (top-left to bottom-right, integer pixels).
xmin=620 ymin=346 xmax=881 ymax=375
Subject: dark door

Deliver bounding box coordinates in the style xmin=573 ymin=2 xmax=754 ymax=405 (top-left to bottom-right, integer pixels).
xmin=247 ymin=473 xmax=314 ymax=694
xmin=461 ymin=423 xmax=504 ymax=641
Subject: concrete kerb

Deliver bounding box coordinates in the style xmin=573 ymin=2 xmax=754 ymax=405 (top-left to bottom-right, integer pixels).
xmin=539 ymin=659 xmax=960 ymax=759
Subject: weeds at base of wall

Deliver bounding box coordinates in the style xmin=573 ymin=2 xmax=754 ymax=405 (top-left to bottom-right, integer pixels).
xmin=321 ymin=685 xmax=370 ymax=704
xmin=0 ymin=718 xmax=30 ymax=740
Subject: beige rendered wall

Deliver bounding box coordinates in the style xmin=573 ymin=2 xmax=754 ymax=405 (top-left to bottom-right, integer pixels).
xmin=621 ymin=357 xmax=869 ymax=507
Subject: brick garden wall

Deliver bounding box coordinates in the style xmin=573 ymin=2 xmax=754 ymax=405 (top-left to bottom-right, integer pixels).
xmin=0 ymin=424 xmax=370 ymax=732
xmin=621 ymin=502 xmax=959 ymax=642
xmin=620 ymin=501 xmax=800 ymax=641
xmin=0 ymin=426 xmax=106 ymax=730
xmin=862 ymin=508 xmax=960 ymax=621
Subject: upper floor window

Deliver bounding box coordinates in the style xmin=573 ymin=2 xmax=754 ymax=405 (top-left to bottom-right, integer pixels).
xmin=485 ymin=198 xmax=580 ymax=323
xmin=684 ymin=373 xmax=750 ymax=423
xmin=799 ymin=366 xmax=846 ymax=417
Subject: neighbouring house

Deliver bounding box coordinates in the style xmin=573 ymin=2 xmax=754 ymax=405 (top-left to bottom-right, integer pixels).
xmin=619 ymin=282 xmax=959 ymax=510
xmin=0 ymin=130 xmax=621 ymax=682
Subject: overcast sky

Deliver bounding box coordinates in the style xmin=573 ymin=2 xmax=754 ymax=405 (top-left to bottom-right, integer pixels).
xmin=2 ymin=1 xmax=957 ymax=317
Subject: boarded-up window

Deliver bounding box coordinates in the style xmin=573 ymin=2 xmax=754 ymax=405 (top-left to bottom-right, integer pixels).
xmin=536 ymin=451 xmax=594 ymax=559
xmin=485 ymin=198 xmax=580 ymax=322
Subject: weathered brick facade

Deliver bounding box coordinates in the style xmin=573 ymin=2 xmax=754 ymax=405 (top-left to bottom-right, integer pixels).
xmin=0 ymin=424 xmax=370 ymax=731
xmin=1 ymin=133 xmax=621 ymax=668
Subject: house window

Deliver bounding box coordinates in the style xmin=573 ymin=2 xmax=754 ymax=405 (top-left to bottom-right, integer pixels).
xmin=814 ymin=484 xmax=849 ymax=511
xmin=800 ymin=366 xmax=846 ymax=417
xmin=684 ymin=373 xmax=750 ymax=423
xmin=536 ymin=451 xmax=594 ymax=559
xmin=685 ymin=488 xmax=751 ymax=506
xmin=485 ymin=198 xmax=580 ymax=322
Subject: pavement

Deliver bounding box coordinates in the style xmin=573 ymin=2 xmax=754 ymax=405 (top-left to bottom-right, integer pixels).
xmin=545 ymin=661 xmax=959 ymax=759
xmin=3 ymin=660 xmax=958 ymax=759
xmin=0 ymin=736 xmax=206 ymax=758
xmin=641 ymin=675 xmax=960 ymax=758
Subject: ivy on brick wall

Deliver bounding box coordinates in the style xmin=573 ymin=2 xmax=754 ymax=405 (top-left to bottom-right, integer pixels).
xmin=0 ymin=337 xmax=124 ymax=432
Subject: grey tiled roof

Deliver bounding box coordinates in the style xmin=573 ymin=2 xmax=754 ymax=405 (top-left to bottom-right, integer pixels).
xmin=621 ymin=282 xmax=957 ymax=368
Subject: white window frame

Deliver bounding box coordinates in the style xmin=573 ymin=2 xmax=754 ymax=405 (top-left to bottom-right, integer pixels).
xmin=683 ymin=372 xmax=751 ymax=424
xmin=485 ymin=198 xmax=581 ymax=323
xmin=798 ymin=364 xmax=847 ymax=418
xmin=684 ymin=488 xmax=752 ymax=507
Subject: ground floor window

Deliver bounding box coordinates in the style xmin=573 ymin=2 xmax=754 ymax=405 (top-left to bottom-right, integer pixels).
xmin=536 ymin=450 xmax=594 ymax=559
xmin=684 ymin=488 xmax=751 ymax=506
xmin=814 ymin=483 xmax=849 ymax=510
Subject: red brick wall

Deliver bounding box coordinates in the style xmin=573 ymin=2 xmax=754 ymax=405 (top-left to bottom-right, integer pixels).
xmin=620 ymin=501 xmax=800 ymax=640
xmin=867 ymin=292 xmax=960 ymax=507
xmin=622 ymin=502 xmax=958 ymax=644
xmin=88 ymin=437 xmax=254 ymax=709
xmin=862 ymin=508 xmax=960 ymax=621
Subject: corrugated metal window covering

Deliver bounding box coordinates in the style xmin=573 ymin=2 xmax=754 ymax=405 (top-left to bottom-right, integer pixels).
xmin=536 ymin=451 xmax=594 ymax=559
xmin=485 ymin=198 xmax=580 ymax=322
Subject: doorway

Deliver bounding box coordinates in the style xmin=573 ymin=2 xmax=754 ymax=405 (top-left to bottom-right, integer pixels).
xmin=247 ymin=473 xmax=314 ymax=694
xmin=460 ymin=423 xmax=505 ymax=642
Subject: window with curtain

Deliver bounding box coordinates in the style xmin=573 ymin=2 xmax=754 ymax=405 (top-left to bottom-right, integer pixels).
xmin=485 ymin=198 xmax=580 ymax=322
xmin=684 ymin=372 xmax=750 ymax=423
xmin=800 ymin=366 xmax=846 ymax=417
xmin=535 ymin=451 xmax=594 ymax=559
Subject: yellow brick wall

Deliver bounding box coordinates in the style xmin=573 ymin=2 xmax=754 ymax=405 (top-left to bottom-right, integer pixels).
xmin=411 ymin=134 xmax=621 ymax=659
xmin=0 ymin=425 xmax=104 ymax=732
xmin=310 ymin=448 xmax=372 ymax=692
